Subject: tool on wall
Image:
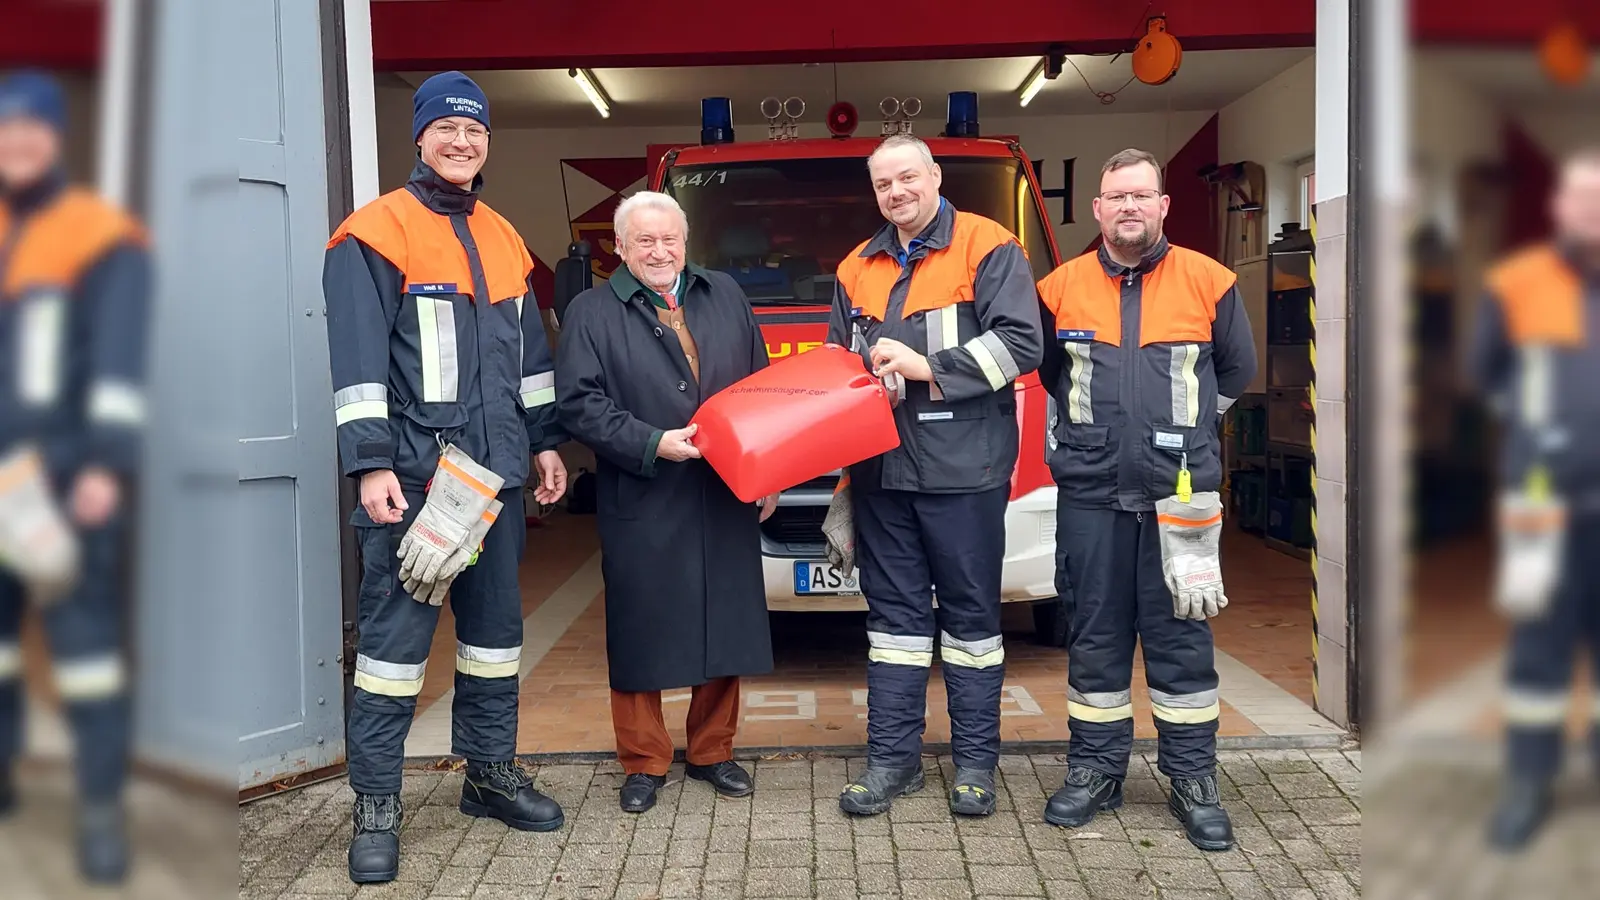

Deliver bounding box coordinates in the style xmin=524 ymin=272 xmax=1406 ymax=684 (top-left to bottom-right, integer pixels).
xmin=1132 ymin=16 xmax=1183 ymax=85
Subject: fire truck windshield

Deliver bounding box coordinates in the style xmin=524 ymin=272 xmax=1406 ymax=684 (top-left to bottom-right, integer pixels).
xmin=663 ymin=155 xmax=1053 ymax=305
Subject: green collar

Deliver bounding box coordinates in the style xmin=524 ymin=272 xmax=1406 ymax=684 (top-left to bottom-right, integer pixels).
xmin=609 ymin=264 xmax=706 ymax=308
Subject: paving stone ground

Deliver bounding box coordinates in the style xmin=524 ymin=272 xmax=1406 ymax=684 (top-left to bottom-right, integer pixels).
xmin=238 ymin=749 xmax=1361 ymax=900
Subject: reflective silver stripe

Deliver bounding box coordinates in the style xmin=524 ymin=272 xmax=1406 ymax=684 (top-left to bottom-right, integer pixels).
xmin=1067 ymin=687 xmax=1133 ymax=723
xmin=925 ymin=307 xmax=958 ymax=401
xmin=334 ymin=383 xmax=389 ymax=425
xmin=1520 ymin=346 xmax=1553 ymax=429
xmin=54 ymin=654 xmax=125 ymax=700
xmin=457 ymin=642 xmax=520 ymax=679
xmin=939 ymin=631 xmax=1004 ymax=669
xmin=867 ymin=631 xmax=933 ymax=667
xmin=1170 ymin=343 xmax=1200 ymax=427
xmin=1217 ymin=395 xmax=1238 ymax=415
xmin=88 ymin=380 xmax=145 ymax=427
xmin=966 ymin=332 xmax=1019 ymax=391
xmin=1503 ymin=687 xmax=1568 ymax=725
xmin=354 ymin=654 xmax=426 ymax=697
xmin=417 ymin=298 xmax=460 ymax=403
xmin=1151 ymin=701 xmax=1221 ymax=724
xmin=18 ymin=293 xmax=65 ymax=406
xmin=1065 ymin=342 xmax=1094 ymax=424
xmin=520 ymin=371 xmax=556 ymax=409
xmin=0 ymin=642 xmax=20 ymax=680
xmin=1149 ymin=688 xmax=1218 ymax=709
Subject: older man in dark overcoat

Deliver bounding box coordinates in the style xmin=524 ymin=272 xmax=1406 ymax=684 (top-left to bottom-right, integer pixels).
xmin=555 ymin=190 xmax=777 ymax=813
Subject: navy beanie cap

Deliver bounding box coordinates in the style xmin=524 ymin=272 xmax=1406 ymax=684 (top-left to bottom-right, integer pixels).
xmin=413 ymin=71 xmax=490 ymax=142
xmin=0 ymin=69 xmax=67 ymax=134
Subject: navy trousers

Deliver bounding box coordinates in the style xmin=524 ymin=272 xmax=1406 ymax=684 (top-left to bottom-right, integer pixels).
xmin=1057 ymin=502 xmax=1220 ymax=781
xmin=346 ymin=486 xmax=527 ymax=795
xmin=855 ymin=485 xmax=1009 ymax=771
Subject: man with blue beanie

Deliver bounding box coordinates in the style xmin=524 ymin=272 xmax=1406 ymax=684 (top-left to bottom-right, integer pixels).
xmin=0 ymin=69 xmax=151 ymax=884
xmin=324 ymin=70 xmax=569 ymax=883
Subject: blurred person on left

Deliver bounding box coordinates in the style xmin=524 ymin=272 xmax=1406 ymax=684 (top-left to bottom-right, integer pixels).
xmin=0 ymin=70 xmax=151 ymax=884
xmin=1471 ymin=146 xmax=1600 ymax=850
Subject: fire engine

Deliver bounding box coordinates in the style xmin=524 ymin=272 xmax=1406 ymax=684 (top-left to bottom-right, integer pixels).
xmin=561 ymin=92 xmax=1070 ymax=642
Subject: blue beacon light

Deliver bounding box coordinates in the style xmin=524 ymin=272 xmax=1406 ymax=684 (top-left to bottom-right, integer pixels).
xmin=701 ymin=97 xmax=735 ymax=145
xmin=945 ymin=91 xmax=979 ymax=138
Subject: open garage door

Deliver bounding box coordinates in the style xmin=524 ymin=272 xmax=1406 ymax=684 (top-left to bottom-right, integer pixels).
xmin=230 ymin=0 xmax=348 ymax=792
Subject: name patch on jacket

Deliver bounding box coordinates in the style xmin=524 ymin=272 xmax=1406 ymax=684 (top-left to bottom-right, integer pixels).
xmin=1057 ymin=329 xmax=1096 ymax=341
xmin=1153 ymin=431 xmax=1185 ymax=450
xmin=408 ymin=283 xmax=458 ymax=295
xmin=918 ymin=411 xmax=955 ymax=422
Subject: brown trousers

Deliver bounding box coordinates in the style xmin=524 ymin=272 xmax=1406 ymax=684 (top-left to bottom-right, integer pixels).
xmin=610 ymin=676 xmax=741 ymax=776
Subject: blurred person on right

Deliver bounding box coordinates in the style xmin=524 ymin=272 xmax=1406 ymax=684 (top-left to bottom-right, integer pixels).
xmin=0 ymin=70 xmax=151 ymax=883
xmin=1472 ymin=146 xmax=1600 ymax=851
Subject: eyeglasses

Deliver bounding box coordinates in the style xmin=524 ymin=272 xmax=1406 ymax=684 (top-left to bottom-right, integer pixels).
xmin=427 ymin=122 xmax=489 ymax=144
xmin=1099 ymin=190 xmax=1162 ymax=207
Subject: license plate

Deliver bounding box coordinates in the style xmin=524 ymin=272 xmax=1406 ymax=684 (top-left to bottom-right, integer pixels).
xmin=794 ymin=560 xmax=861 ymax=595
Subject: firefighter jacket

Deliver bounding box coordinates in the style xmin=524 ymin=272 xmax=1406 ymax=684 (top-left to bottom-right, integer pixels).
xmin=825 ymin=200 xmax=1044 ymax=494
xmin=1470 ymin=243 xmax=1600 ymax=507
xmin=323 ymin=161 xmax=564 ymax=499
xmin=1037 ymin=238 xmax=1256 ymax=512
xmin=0 ymin=169 xmax=151 ymax=481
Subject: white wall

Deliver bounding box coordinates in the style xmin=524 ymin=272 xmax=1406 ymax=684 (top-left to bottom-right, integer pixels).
xmin=1218 ymin=55 xmax=1316 ymax=239
xmin=376 ymin=84 xmax=1212 ymax=270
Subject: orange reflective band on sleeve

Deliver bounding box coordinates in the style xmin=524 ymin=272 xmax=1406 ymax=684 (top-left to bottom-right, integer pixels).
xmin=2 ymin=187 xmax=147 ymax=299
xmin=1487 ymin=245 xmax=1584 ymax=347
xmin=328 ymin=189 xmax=532 ymax=303
xmin=1156 ymin=511 xmax=1223 ymax=529
xmin=438 ymin=456 xmax=499 ymax=499
xmin=1138 ymin=247 xmax=1233 ymax=347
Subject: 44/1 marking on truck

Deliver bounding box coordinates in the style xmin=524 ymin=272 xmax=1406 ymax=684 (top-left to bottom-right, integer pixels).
xmin=671 ymin=170 xmax=727 ymax=188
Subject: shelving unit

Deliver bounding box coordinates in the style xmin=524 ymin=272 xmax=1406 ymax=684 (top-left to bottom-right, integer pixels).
xmin=1261 ymin=233 xmax=1316 ymax=560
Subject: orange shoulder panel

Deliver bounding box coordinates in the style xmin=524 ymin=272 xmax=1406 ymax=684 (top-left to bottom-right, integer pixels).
xmin=1139 ymin=245 xmax=1233 ymax=347
xmin=327 ymin=188 xmax=413 ymax=272
xmin=1486 ymin=244 xmax=1583 ymax=346
xmin=1039 ymin=252 xmax=1121 ymax=346
xmin=836 ymin=242 xmax=896 ymax=320
xmin=3 ymin=187 xmax=146 ymax=297
xmin=466 ymin=200 xmax=534 ymax=303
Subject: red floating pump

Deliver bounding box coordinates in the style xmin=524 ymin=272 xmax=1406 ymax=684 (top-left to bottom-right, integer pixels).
xmin=690 ymin=344 xmax=899 ymax=502
xmin=826 ymin=101 xmax=859 ymax=138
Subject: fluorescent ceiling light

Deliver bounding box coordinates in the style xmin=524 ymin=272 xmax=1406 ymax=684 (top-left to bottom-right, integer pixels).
xmin=569 ymin=68 xmax=611 ymax=119
xmin=1018 ymin=60 xmax=1048 ymax=107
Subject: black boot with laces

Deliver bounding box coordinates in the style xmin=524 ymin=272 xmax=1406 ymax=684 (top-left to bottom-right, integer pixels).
xmin=460 ymin=759 xmax=565 ymax=832
xmin=1168 ymin=774 xmax=1234 ymax=851
xmin=839 ymin=764 xmax=924 ymax=816
xmin=348 ymin=792 xmax=402 ymax=884
xmin=1044 ymin=767 xmax=1122 ymax=828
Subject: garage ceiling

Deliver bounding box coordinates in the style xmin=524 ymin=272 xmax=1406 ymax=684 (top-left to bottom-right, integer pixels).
xmin=385 ymin=48 xmax=1312 ymax=129
xmin=1420 ymin=49 xmax=1600 ymax=110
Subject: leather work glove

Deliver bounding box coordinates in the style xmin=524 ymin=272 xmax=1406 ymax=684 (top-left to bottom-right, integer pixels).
xmin=397 ymin=444 xmax=505 ymax=590
xmin=1155 ymin=491 xmax=1228 ymax=620
xmin=823 ymin=478 xmax=856 ymax=574
xmin=0 ymin=445 xmax=80 ymax=606
xmin=1494 ymin=485 xmax=1567 ymax=620
xmin=403 ymin=499 xmax=502 ymax=606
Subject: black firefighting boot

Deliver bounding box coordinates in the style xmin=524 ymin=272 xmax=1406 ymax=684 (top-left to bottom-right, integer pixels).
xmin=1044 ymin=767 xmax=1122 ymax=828
xmin=460 ymin=760 xmax=565 ymax=832
xmin=949 ymin=767 xmax=998 ymax=817
xmin=348 ymin=792 xmax=402 ymax=884
xmin=1168 ymin=775 xmax=1234 ymax=851
xmin=839 ymin=764 xmax=925 ymax=816
xmin=1487 ymin=777 xmax=1552 ymax=851
xmin=77 ymin=800 xmax=128 ymax=884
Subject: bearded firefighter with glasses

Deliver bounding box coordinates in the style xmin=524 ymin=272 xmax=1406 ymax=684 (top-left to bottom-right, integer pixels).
xmin=1035 ymin=149 xmax=1256 ymax=851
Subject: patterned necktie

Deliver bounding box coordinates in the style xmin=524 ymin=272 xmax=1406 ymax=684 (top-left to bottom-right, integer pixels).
xmin=662 ymin=290 xmax=678 ymax=311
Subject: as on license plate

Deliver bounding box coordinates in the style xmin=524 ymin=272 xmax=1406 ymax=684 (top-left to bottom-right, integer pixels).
xmin=794 ymin=560 xmax=861 ymax=595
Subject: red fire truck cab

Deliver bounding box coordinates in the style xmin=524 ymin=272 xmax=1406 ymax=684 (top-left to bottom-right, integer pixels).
xmin=644 ymin=95 xmax=1065 ymax=638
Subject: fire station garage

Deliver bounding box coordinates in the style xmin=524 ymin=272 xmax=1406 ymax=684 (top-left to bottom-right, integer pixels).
xmin=350 ymin=6 xmax=1345 ymax=762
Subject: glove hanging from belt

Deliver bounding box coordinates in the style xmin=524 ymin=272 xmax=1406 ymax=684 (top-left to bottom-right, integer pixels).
xmin=0 ymin=445 xmax=80 ymax=606
xmin=1155 ymin=455 xmax=1228 ymax=621
xmin=1495 ymin=465 xmax=1567 ymax=621
xmin=404 ymin=498 xmax=503 ymax=607
xmin=823 ymin=473 xmax=856 ymax=575
xmin=398 ymin=444 xmax=504 ymax=602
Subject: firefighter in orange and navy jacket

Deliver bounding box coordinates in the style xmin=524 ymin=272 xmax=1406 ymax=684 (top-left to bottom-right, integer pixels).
xmin=1470 ymin=149 xmax=1600 ymax=851
xmin=1036 ymin=150 xmax=1255 ymax=852
xmin=826 ymin=134 xmax=1043 ymax=819
xmin=0 ymin=71 xmax=149 ymax=884
xmin=323 ymin=72 xmax=569 ymax=884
